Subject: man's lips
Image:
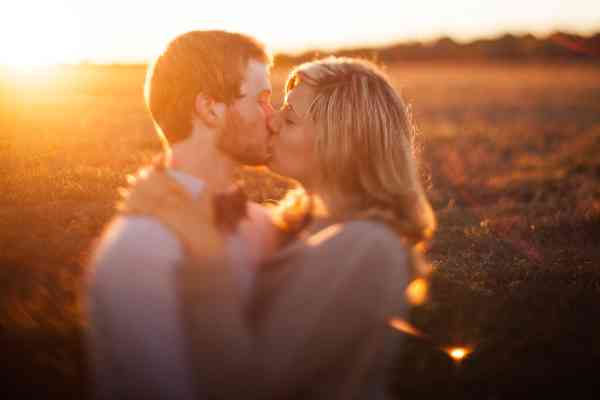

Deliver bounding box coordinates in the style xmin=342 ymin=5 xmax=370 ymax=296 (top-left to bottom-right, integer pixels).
xmin=265 ymin=149 xmax=273 ymax=162
xmin=264 ymin=145 xmax=275 ymax=163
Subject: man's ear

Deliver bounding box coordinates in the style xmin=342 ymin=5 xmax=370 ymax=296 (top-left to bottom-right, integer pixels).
xmin=194 ymin=93 xmax=226 ymax=128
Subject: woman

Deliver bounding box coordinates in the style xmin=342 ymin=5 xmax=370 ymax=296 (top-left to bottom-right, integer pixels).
xmin=122 ymin=57 xmax=436 ymax=399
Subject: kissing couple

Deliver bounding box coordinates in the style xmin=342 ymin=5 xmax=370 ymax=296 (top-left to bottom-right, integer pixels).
xmin=87 ymin=30 xmax=436 ymax=400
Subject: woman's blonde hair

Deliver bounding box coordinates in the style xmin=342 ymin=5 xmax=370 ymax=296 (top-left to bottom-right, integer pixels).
xmin=275 ymin=57 xmax=435 ymax=259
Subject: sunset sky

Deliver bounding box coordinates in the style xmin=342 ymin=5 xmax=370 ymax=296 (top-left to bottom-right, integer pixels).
xmin=1 ymin=0 xmax=598 ymax=66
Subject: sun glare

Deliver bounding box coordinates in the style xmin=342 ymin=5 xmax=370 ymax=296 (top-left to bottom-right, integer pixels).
xmin=0 ymin=2 xmax=82 ymax=70
xmin=443 ymin=346 xmax=473 ymax=363
xmin=388 ymin=318 xmax=425 ymax=338
xmin=405 ymin=278 xmax=429 ymax=305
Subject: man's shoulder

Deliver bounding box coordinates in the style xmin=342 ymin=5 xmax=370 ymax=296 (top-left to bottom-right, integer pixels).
xmin=89 ymin=214 xmax=183 ymax=272
xmin=98 ymin=214 xmax=178 ymax=246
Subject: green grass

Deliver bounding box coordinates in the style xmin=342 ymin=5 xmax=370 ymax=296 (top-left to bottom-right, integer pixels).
xmin=1 ymin=62 xmax=599 ymax=398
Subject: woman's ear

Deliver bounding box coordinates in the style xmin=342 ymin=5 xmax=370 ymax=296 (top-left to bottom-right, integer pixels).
xmin=194 ymin=93 xmax=226 ymax=128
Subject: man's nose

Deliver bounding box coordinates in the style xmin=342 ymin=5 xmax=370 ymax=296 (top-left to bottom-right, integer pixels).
xmin=263 ymin=101 xmax=275 ymax=118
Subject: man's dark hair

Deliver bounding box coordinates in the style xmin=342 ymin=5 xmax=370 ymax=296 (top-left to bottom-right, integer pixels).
xmin=144 ymin=30 xmax=271 ymax=144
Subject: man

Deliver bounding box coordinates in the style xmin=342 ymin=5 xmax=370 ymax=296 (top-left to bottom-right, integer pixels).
xmin=86 ymin=30 xmax=275 ymax=399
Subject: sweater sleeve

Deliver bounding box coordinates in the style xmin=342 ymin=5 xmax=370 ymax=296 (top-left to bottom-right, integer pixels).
xmin=238 ymin=202 xmax=281 ymax=266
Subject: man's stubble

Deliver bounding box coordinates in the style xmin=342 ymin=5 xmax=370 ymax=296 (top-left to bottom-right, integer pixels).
xmin=217 ymin=108 xmax=269 ymax=166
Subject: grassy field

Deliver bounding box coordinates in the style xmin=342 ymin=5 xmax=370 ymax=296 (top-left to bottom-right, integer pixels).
xmin=1 ymin=61 xmax=599 ymax=398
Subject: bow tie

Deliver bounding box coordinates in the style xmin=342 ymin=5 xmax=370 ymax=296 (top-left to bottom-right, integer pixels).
xmin=212 ymin=183 xmax=248 ymax=234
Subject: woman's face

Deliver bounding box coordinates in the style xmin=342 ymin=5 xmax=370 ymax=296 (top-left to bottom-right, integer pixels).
xmin=267 ymin=83 xmax=320 ymax=186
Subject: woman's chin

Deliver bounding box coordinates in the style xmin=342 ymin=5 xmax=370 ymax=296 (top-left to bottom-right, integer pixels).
xmin=266 ymin=152 xmax=302 ymax=182
xmin=266 ymin=158 xmax=281 ymax=175
xmin=266 ymin=158 xmax=289 ymax=179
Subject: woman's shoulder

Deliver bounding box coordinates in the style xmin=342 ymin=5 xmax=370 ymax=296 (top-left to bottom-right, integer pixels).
xmin=313 ymin=218 xmax=401 ymax=243
xmin=340 ymin=218 xmax=399 ymax=238
xmin=308 ymin=218 xmax=408 ymax=263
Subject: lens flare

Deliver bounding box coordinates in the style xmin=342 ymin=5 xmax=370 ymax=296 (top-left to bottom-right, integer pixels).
xmin=388 ymin=318 xmax=425 ymax=338
xmin=405 ymin=278 xmax=428 ymax=305
xmin=0 ymin=2 xmax=83 ymax=68
xmin=443 ymin=346 xmax=472 ymax=362
xmin=389 ymin=318 xmax=476 ymax=365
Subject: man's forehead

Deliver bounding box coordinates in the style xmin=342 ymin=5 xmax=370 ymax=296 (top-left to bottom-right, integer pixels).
xmin=240 ymin=59 xmax=271 ymax=95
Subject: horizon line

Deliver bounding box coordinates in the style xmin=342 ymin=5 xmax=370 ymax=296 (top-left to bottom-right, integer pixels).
xmin=1 ymin=28 xmax=598 ymax=67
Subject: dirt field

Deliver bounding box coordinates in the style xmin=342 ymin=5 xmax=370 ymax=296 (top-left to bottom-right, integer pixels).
xmin=1 ymin=61 xmax=599 ymax=398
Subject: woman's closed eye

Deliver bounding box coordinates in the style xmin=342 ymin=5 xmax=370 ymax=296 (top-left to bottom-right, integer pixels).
xmin=280 ymin=104 xmax=297 ymax=125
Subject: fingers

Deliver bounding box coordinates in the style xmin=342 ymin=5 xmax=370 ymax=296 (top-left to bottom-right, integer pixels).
xmin=118 ymin=166 xmax=214 ymax=226
xmin=117 ymin=186 xmax=129 ymax=198
xmin=131 ymin=167 xmax=187 ymax=200
xmin=118 ymin=167 xmax=188 ymax=216
xmin=116 ymin=163 xmax=217 ymax=223
xmin=151 ymin=153 xmax=167 ymax=170
xmin=114 ymin=164 xmax=227 ymax=257
xmin=126 ymin=174 xmax=136 ymax=185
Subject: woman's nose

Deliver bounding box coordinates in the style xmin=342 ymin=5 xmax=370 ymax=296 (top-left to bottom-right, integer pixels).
xmin=267 ymin=112 xmax=280 ymax=134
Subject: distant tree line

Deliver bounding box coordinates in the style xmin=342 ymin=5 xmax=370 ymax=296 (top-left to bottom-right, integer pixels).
xmin=274 ymin=31 xmax=600 ymax=66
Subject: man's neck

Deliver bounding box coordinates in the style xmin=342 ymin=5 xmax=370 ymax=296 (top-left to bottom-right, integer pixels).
xmin=166 ymin=128 xmax=236 ymax=192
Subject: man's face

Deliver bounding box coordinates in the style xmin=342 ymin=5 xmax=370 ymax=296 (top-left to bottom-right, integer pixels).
xmin=217 ymin=59 xmax=273 ymax=165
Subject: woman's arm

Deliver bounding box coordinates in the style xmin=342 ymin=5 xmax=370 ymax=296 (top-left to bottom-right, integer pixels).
xmin=122 ymin=170 xmax=283 ymax=263
xmin=239 ymin=202 xmax=285 ymax=265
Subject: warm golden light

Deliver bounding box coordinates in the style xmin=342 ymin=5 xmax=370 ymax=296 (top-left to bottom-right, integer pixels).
xmin=388 ymin=318 xmax=425 ymax=338
xmin=0 ymin=3 xmax=82 ymax=68
xmin=1 ymin=1 xmax=597 ymax=65
xmin=443 ymin=346 xmax=473 ymax=362
xmin=306 ymin=224 xmax=342 ymax=246
xmin=405 ymin=278 xmax=429 ymax=305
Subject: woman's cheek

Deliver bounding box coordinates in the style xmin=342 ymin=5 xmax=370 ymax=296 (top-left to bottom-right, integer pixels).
xmin=279 ymin=129 xmax=294 ymax=153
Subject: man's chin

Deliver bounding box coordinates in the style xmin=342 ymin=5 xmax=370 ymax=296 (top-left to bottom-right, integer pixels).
xmin=225 ymin=149 xmax=271 ymax=167
xmin=265 ymin=157 xmax=280 ymax=175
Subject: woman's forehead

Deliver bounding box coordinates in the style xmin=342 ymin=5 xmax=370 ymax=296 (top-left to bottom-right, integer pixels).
xmin=285 ymin=83 xmax=315 ymax=117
